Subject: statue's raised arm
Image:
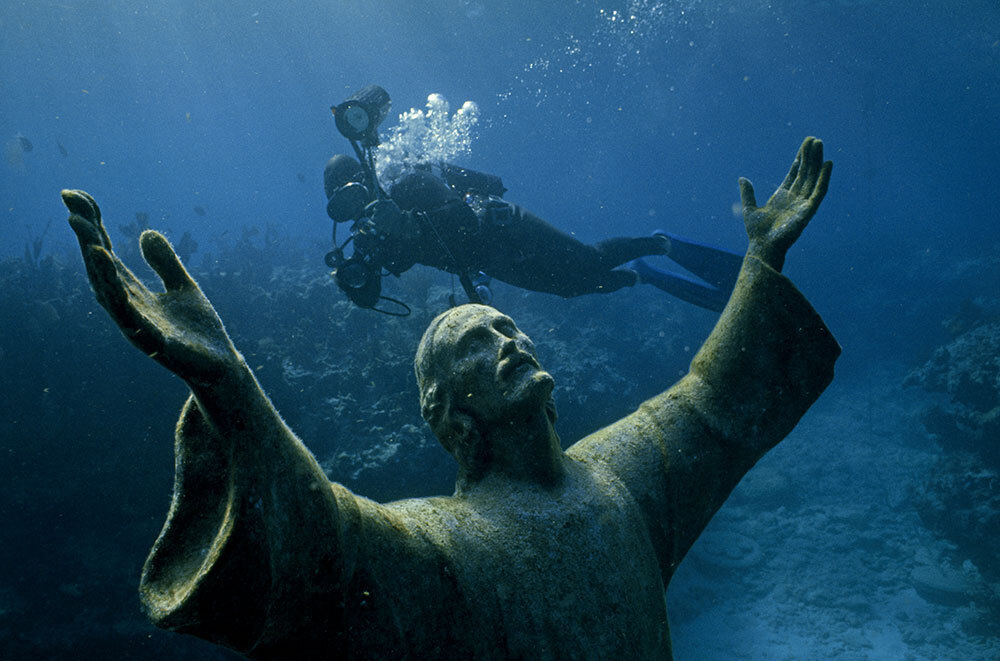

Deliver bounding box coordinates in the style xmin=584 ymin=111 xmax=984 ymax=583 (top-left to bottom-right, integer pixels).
xmin=62 ymin=190 xmax=406 ymax=654
xmin=567 ymin=137 xmax=840 ymax=578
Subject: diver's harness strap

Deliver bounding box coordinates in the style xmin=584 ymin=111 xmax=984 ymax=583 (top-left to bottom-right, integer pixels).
xmin=332 ymin=189 xmax=507 ymax=311
xmin=326 ymin=152 xmax=500 ymax=310
xmin=412 ymin=202 xmax=486 ymax=305
xmin=363 ymin=163 xmax=509 ymax=307
xmin=330 ymin=198 xmax=484 ymax=313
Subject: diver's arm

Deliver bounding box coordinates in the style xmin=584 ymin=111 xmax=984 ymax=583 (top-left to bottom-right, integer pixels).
xmin=360 ymin=198 xmax=423 ymax=274
xmin=567 ymin=138 xmax=839 ymax=576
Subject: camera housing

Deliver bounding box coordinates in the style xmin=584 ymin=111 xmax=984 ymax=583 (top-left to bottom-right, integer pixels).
xmin=331 ymin=85 xmax=391 ymax=147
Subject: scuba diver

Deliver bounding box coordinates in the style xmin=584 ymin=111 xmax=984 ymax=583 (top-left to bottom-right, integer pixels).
xmin=324 ymin=85 xmax=742 ymax=315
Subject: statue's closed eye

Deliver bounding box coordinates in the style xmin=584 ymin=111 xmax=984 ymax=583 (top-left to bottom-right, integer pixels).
xmin=454 ymin=326 xmax=492 ymax=358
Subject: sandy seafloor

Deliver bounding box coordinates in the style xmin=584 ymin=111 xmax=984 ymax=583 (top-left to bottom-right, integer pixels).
xmin=669 ymin=363 xmax=999 ymax=660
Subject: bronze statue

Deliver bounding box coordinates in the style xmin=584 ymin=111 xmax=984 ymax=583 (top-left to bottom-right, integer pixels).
xmin=63 ymin=137 xmax=838 ymax=660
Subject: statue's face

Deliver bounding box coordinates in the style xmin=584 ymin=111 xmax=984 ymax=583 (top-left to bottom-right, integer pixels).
xmin=420 ymin=305 xmax=554 ymax=425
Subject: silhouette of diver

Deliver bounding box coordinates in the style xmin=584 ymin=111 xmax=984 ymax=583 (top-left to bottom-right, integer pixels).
xmin=324 ymin=154 xmax=742 ymax=312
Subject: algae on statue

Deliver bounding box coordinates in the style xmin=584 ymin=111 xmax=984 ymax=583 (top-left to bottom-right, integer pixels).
xmin=63 ymin=137 xmax=838 ymax=660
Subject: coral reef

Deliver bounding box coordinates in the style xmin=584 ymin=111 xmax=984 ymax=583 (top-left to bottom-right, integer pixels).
xmin=905 ymin=311 xmax=1000 ymax=467
xmin=906 ymin=302 xmax=1000 ymax=585
xmin=912 ymin=452 xmax=1000 ymax=580
xmin=910 ymin=561 xmax=989 ymax=608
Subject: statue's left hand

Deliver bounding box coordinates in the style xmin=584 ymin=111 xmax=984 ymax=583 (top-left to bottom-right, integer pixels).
xmin=738 ymin=137 xmax=832 ymax=271
xmin=62 ymin=189 xmax=241 ymax=386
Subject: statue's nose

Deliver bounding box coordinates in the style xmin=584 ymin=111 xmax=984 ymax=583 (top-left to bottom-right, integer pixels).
xmin=498 ymin=337 xmax=517 ymax=360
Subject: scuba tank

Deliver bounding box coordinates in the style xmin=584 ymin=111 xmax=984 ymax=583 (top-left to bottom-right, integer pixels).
xmin=439 ymin=163 xmax=507 ymax=198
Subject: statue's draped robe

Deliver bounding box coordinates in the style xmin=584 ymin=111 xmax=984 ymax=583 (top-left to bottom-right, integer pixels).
xmin=139 ymin=255 xmax=840 ymax=660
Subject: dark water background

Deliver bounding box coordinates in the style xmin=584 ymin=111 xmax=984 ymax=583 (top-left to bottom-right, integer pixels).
xmin=1 ymin=1 xmax=998 ymax=658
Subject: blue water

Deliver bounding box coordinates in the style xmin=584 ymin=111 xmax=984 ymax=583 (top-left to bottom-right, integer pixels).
xmin=2 ymin=1 xmax=998 ymax=658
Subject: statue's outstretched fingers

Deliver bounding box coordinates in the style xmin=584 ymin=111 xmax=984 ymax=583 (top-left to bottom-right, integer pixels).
xmin=797 ymin=140 xmax=826 ymax=203
xmin=68 ymin=212 xmax=106 ymax=251
xmin=779 ymin=146 xmax=803 ymax=192
xmin=141 ymin=230 xmax=195 ymax=292
xmin=804 ymin=138 xmax=824 ymax=192
xmin=789 ymin=138 xmax=814 ymax=196
xmin=62 ymin=189 xmax=112 ymax=250
xmin=86 ymin=244 xmax=171 ymax=359
xmin=738 ymin=177 xmax=757 ymax=211
xmin=86 ymin=245 xmax=139 ymax=326
xmin=61 ymin=189 xmax=100 ymax=221
xmin=810 ymin=160 xmax=833 ymax=206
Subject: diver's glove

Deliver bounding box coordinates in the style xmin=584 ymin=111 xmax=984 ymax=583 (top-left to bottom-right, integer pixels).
xmin=358 ymin=198 xmax=421 ymax=275
xmin=366 ymin=198 xmax=407 ymax=237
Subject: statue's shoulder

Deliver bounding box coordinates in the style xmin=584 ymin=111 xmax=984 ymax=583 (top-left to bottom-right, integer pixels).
xmin=375 ymin=495 xmax=482 ymax=562
xmin=380 ymin=495 xmax=470 ymax=535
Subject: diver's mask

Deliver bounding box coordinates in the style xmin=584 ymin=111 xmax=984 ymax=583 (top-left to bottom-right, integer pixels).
xmin=326 ymin=181 xmax=370 ymax=223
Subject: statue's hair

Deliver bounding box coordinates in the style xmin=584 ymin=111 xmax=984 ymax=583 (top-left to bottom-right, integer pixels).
xmin=415 ymin=315 xmax=489 ymax=479
xmin=414 ymin=311 xmax=449 ymax=401
xmin=414 ymin=309 xmax=461 ymax=444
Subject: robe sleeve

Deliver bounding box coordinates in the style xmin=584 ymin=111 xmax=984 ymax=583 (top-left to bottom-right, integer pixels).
xmin=567 ymin=255 xmax=841 ymax=577
xmin=137 ymin=392 xmax=369 ymax=655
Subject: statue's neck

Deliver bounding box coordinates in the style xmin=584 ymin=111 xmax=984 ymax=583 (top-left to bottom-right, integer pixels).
xmin=455 ymin=409 xmax=565 ymax=495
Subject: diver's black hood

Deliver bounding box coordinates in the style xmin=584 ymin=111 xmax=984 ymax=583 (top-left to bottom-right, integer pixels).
xmin=323 ymin=154 xmax=364 ymax=199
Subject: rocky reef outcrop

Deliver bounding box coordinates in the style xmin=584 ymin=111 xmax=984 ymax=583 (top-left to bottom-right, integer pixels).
xmin=906 ymin=302 xmax=1000 ymax=582
xmin=905 ymin=303 xmax=999 ymax=467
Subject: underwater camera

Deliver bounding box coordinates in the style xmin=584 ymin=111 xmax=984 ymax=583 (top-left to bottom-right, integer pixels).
xmin=331 ymin=84 xmax=391 ymax=147
xmin=325 ymin=85 xmax=411 ymax=316
xmin=325 ymin=246 xmax=383 ymax=310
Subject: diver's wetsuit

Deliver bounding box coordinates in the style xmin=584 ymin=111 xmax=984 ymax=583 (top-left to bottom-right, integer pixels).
xmin=374 ymin=170 xmax=666 ymax=298
xmin=331 ymin=160 xmax=741 ymax=310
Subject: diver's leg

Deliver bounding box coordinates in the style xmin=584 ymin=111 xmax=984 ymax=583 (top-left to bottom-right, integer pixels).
xmin=486 ymin=249 xmax=639 ymax=297
xmin=591 ymin=236 xmax=671 ymax=267
xmin=493 ymin=206 xmax=668 ymax=269
xmin=653 ymin=230 xmax=742 ymax=291
xmin=631 ymin=258 xmax=730 ymax=312
xmin=480 ymin=205 xmax=645 ymax=296
xmin=548 ymin=267 xmax=639 ymax=297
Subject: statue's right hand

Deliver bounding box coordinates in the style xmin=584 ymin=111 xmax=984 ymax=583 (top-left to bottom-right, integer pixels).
xmin=737 ymin=137 xmax=831 ymax=272
xmin=62 ymin=189 xmax=241 ymax=385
